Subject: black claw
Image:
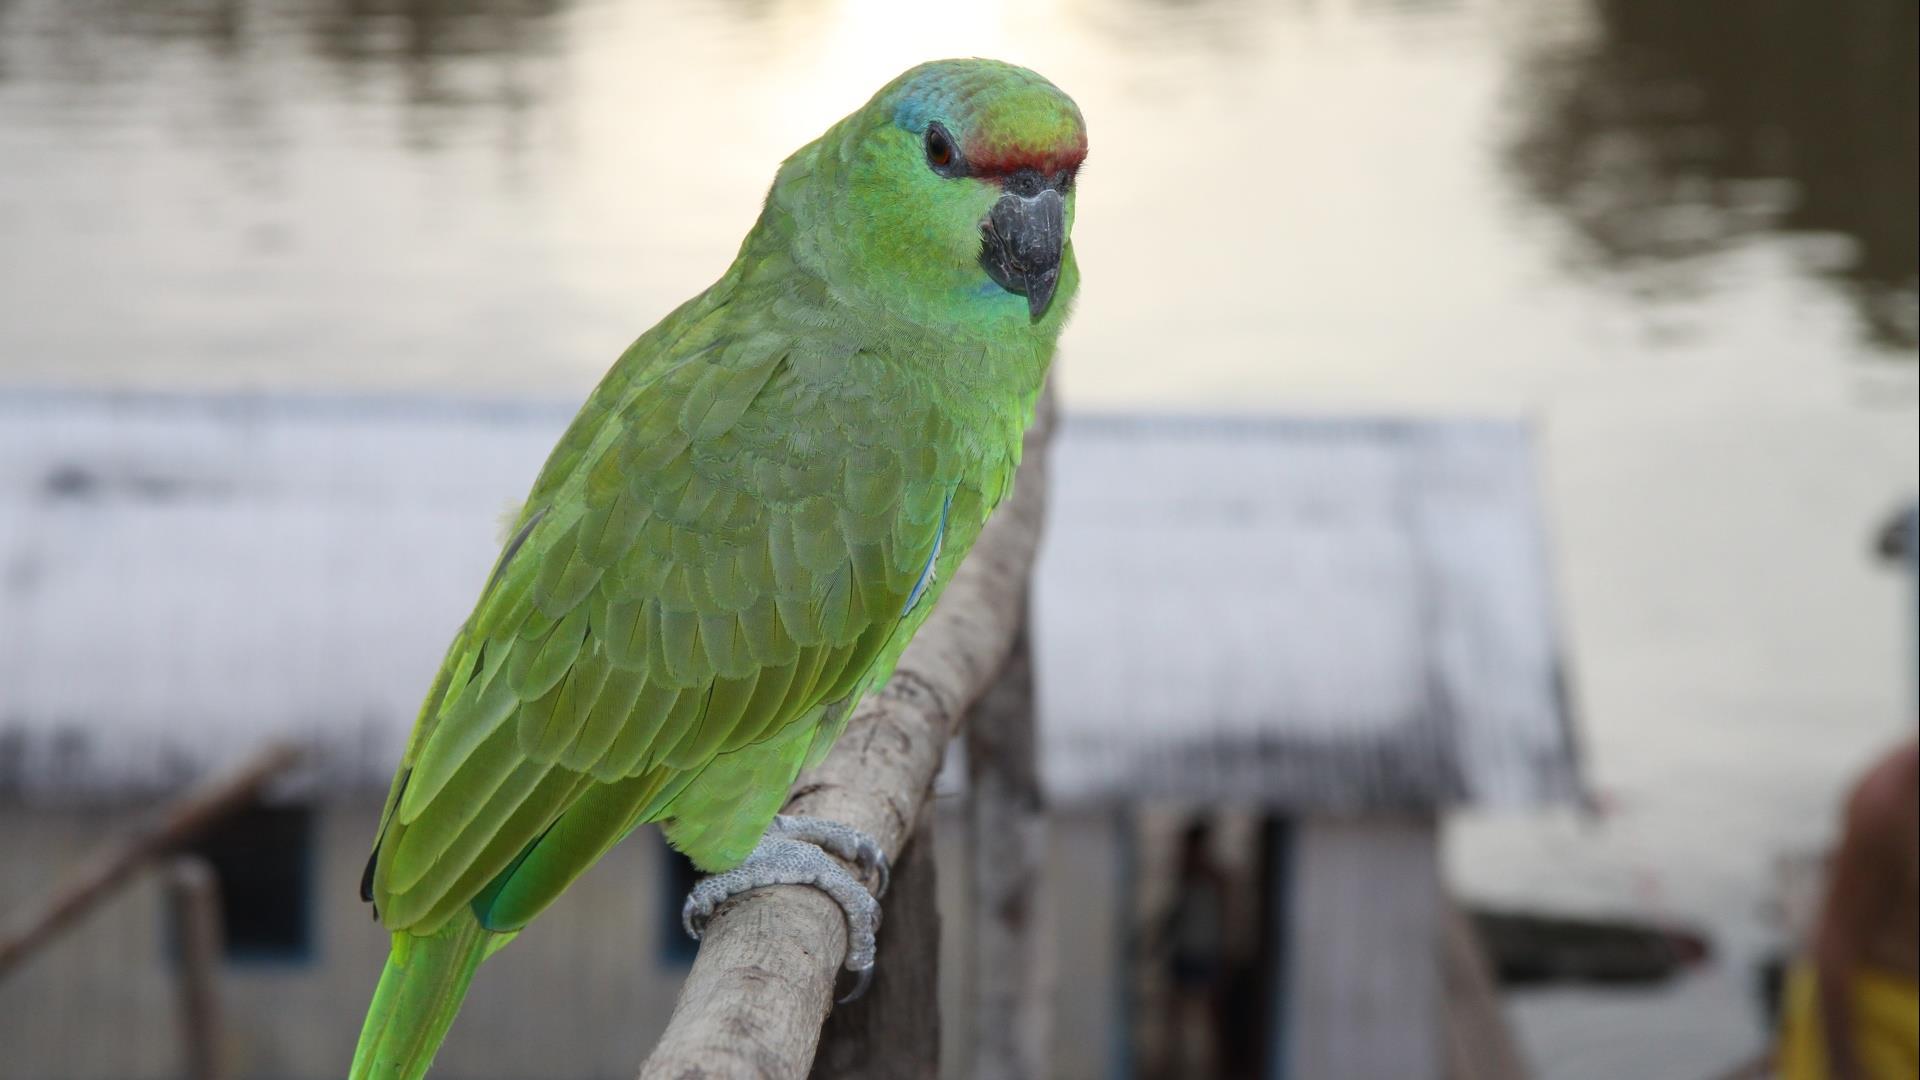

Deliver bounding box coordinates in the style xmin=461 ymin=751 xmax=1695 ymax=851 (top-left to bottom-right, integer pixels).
xmin=871 ymin=853 xmax=891 ymax=899
xmin=837 ymin=964 xmax=875 ymax=1004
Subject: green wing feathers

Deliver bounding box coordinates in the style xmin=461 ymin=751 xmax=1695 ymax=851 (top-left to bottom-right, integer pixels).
xmin=365 ymin=321 xmax=965 ymax=939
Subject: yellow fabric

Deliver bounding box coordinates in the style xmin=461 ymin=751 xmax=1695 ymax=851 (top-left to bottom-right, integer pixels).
xmin=1777 ymin=961 xmax=1919 ymax=1080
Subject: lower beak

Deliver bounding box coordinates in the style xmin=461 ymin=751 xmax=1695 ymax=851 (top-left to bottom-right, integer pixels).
xmin=979 ymin=186 xmax=1065 ymax=322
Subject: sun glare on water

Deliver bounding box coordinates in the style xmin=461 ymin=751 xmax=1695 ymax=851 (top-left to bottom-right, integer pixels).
xmin=762 ymin=0 xmax=1068 ymax=145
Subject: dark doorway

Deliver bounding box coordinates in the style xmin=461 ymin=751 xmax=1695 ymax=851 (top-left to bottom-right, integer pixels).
xmin=179 ymin=800 xmax=316 ymax=964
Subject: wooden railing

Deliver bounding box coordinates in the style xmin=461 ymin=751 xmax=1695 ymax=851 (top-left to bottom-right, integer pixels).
xmin=638 ymin=393 xmax=1057 ymax=1080
xmin=0 ymin=744 xmax=301 ymax=977
xmin=0 ymin=744 xmax=301 ymax=1080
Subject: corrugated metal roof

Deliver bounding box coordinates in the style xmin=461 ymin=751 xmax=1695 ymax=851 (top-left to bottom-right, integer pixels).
xmin=1033 ymin=415 xmax=1582 ymax=811
xmin=0 ymin=391 xmax=564 ymax=801
xmin=0 ymin=393 xmax=1582 ymax=811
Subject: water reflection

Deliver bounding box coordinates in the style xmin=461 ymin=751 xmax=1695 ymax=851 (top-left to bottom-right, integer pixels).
xmin=1507 ymin=0 xmax=1919 ymax=353
xmin=308 ymin=0 xmax=566 ymax=61
xmin=305 ymin=0 xmax=566 ymax=150
xmin=1 ymin=0 xmax=569 ymax=121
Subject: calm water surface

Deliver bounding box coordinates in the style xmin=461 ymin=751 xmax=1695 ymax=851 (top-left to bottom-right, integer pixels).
xmin=2 ymin=0 xmax=1916 ymax=1075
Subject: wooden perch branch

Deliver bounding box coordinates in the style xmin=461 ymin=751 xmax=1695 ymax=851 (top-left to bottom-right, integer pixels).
xmin=638 ymin=392 xmax=1056 ymax=1080
xmin=0 ymin=743 xmax=300 ymax=979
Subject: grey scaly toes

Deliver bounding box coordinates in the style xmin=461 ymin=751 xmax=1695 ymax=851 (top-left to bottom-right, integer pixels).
xmin=680 ymin=818 xmax=889 ymax=1001
xmin=768 ymin=814 xmax=891 ymax=898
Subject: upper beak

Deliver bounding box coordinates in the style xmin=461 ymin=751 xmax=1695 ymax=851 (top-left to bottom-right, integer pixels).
xmin=979 ymin=175 xmax=1066 ymax=322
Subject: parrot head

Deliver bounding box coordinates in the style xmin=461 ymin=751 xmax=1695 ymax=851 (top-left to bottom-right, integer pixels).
xmin=787 ymin=59 xmax=1087 ymax=329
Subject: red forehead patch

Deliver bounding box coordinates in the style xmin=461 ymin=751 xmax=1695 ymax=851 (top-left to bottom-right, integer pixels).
xmin=963 ymin=134 xmax=1088 ymax=180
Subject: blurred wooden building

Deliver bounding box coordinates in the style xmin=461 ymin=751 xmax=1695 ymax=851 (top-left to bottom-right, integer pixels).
xmin=0 ymin=391 xmax=689 ymax=1080
xmin=0 ymin=393 xmax=1581 ymax=1080
xmin=1029 ymin=416 xmax=1583 ymax=1080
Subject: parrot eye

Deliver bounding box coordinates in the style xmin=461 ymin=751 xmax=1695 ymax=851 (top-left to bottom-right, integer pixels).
xmin=924 ymin=123 xmax=965 ymax=178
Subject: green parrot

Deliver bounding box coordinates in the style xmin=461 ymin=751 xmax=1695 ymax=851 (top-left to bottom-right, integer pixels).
xmin=349 ymin=58 xmax=1085 ymax=1078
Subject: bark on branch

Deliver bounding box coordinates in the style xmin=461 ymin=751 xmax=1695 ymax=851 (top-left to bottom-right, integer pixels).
xmin=638 ymin=392 xmax=1056 ymax=1080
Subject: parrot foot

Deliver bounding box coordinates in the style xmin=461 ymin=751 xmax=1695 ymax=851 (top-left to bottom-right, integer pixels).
xmin=768 ymin=814 xmax=891 ymax=898
xmin=680 ymin=818 xmax=888 ymax=1003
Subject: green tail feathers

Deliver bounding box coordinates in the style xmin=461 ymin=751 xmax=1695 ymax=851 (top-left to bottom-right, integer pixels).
xmin=350 ymin=919 xmax=506 ymax=1080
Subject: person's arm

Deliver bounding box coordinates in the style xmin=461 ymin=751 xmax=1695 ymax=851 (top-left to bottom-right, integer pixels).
xmin=1813 ymin=773 xmax=1895 ymax=1080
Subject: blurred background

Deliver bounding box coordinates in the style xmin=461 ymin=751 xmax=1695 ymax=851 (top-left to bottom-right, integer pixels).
xmin=0 ymin=0 xmax=1914 ymax=1078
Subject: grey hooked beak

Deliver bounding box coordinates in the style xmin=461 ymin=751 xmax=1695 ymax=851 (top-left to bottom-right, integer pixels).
xmin=979 ymin=172 xmax=1066 ymax=322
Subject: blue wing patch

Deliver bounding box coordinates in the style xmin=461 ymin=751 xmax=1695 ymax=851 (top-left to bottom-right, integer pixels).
xmin=902 ymin=492 xmax=953 ymax=616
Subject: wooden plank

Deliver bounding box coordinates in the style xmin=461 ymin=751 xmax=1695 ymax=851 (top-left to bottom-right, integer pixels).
xmin=1282 ymin=817 xmax=1442 ymax=1080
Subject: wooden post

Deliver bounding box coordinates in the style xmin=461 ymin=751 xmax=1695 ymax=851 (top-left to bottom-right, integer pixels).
xmin=637 ymin=390 xmax=1055 ymax=1080
xmin=0 ymin=744 xmax=299 ymax=979
xmin=1440 ymin=898 xmax=1530 ymax=1080
xmin=1113 ymin=808 xmax=1138 ymax=1080
xmin=965 ymin=626 xmax=1048 ymax=1080
xmin=809 ymin=820 xmax=942 ymax=1080
xmin=1282 ymin=818 xmax=1442 ymax=1080
xmin=166 ymin=856 xmax=229 ymax=1080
